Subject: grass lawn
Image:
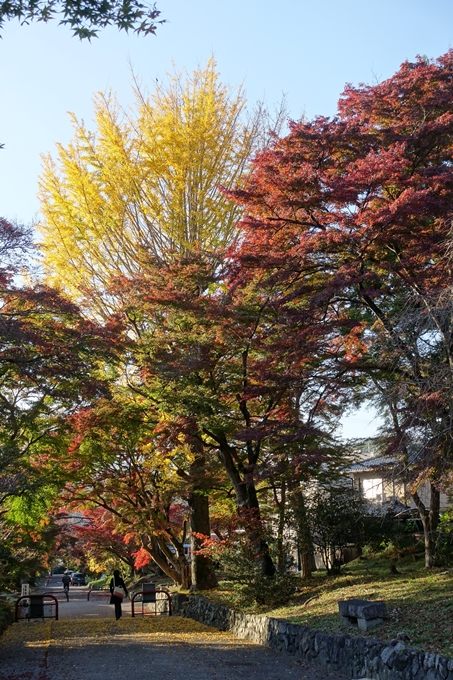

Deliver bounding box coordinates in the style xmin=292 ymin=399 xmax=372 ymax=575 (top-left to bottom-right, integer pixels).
xmin=199 ymin=555 xmax=453 ymax=658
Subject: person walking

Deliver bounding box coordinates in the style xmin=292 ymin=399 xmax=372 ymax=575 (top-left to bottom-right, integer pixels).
xmin=109 ymin=569 xmax=128 ymax=620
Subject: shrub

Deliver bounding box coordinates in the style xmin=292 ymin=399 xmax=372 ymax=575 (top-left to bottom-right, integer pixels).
xmin=217 ymin=543 xmax=297 ymax=607
xmin=306 ymin=484 xmax=365 ymax=574
xmin=0 ymin=601 xmax=13 ymax=637
xmin=434 ymin=510 xmax=453 ymax=565
xmin=195 ymin=520 xmax=297 ymax=607
xmin=88 ymin=576 xmax=109 ymax=590
xmin=359 ymin=513 xmax=396 ymax=554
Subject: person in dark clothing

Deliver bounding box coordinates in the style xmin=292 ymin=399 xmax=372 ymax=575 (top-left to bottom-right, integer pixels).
xmin=109 ymin=569 xmax=128 ymax=620
xmin=62 ymin=573 xmax=71 ymax=591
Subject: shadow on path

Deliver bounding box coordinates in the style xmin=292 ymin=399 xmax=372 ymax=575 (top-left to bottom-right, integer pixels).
xmin=2 ymin=576 xmax=346 ymax=679
xmin=0 ymin=616 xmax=346 ymax=680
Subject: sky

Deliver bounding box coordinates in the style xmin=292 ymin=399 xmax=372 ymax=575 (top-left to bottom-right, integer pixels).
xmin=1 ymin=0 xmax=453 ymax=439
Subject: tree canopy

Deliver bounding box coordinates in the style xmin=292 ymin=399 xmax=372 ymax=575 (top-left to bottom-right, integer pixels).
xmin=0 ymin=219 xmax=123 ymax=588
xmin=9 ymin=52 xmax=453 ymax=587
xmin=38 ymin=59 xmax=269 ymax=315
xmin=0 ymin=0 xmax=164 ymax=39
xmin=228 ymin=50 xmax=453 ymax=566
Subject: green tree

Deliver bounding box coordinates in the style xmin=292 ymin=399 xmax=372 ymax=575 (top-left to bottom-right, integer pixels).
xmin=305 ymin=483 xmax=364 ymax=575
xmin=113 ymin=250 xmax=345 ymax=577
xmin=0 ymin=219 xmax=119 ymax=547
xmin=0 ymin=487 xmax=59 ymax=590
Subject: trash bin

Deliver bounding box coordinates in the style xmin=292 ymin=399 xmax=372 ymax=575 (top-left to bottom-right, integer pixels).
xmin=142 ymin=582 xmax=156 ymax=603
xmin=29 ymin=595 xmax=44 ymax=619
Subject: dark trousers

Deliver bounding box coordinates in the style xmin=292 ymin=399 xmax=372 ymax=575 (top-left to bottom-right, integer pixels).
xmin=114 ymin=598 xmax=122 ymax=619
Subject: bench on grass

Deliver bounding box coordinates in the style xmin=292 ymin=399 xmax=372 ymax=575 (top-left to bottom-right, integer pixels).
xmin=338 ymin=598 xmax=388 ymax=631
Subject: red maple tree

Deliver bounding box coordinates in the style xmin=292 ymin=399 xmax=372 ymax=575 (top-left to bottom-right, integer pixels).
xmin=227 ymin=51 xmax=453 ymax=567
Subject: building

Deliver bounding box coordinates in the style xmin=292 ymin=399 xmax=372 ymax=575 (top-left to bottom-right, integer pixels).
xmin=347 ymin=454 xmax=450 ymax=511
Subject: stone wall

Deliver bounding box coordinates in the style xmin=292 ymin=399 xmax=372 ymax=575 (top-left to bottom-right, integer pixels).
xmin=174 ymin=594 xmax=453 ymax=680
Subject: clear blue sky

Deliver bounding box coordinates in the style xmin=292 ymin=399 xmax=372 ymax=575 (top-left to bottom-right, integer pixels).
xmin=1 ymin=0 xmax=453 ymax=226
xmin=1 ymin=0 xmax=452 ymax=439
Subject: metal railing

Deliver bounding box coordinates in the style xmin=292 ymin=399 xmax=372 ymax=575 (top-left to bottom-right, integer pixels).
xmin=131 ymin=589 xmax=172 ymax=618
xmin=15 ymin=594 xmax=59 ymax=621
xmin=87 ymin=588 xmax=110 ymax=601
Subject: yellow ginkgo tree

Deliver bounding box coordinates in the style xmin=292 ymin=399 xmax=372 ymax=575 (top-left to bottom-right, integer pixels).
xmin=38 ymin=58 xmax=274 ymax=316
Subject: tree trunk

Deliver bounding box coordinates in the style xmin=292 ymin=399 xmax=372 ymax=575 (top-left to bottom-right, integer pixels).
xmin=290 ymin=485 xmax=314 ymax=578
xmin=299 ymin=550 xmax=311 ymax=578
xmin=243 ymin=479 xmax=276 ymax=577
xmin=185 ymin=436 xmax=218 ymax=590
xmin=276 ymin=481 xmax=286 ymax=575
xmin=412 ymin=483 xmax=440 ymax=568
xmin=143 ymin=536 xmax=192 ymax=587
xmin=143 ymin=544 xmax=182 ymax=584
xmin=217 ymin=439 xmax=275 ymax=577
xmin=188 ymin=487 xmax=218 ymax=590
xmin=179 ymin=560 xmax=192 ymax=589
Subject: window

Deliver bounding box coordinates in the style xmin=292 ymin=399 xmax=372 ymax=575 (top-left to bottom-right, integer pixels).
xmin=362 ymin=478 xmax=383 ymax=501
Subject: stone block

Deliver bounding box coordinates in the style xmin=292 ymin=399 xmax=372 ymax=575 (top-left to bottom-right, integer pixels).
xmin=412 ymin=655 xmax=421 ymax=676
xmin=381 ymin=646 xmax=396 ymax=667
xmin=338 ymin=598 xmax=388 ymax=620
xmin=393 ymin=652 xmax=410 ymax=671
xmin=357 ymin=617 xmax=384 ymax=631
xmin=437 ymin=656 xmax=449 ymax=679
xmin=339 ymin=598 xmax=387 ymax=632
xmin=424 ymin=652 xmax=437 ymax=670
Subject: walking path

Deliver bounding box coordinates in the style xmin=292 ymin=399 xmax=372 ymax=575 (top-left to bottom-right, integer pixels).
xmin=37 ymin=582 xmax=130 ymax=621
xmin=0 ymin=576 xmax=346 ymax=680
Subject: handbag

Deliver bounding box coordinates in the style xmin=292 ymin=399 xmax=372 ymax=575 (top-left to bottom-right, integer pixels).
xmin=113 ymin=585 xmax=125 ymax=599
xmin=113 ymin=576 xmax=126 ymax=600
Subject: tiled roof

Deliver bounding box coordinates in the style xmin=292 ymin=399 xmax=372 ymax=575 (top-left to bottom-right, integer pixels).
xmin=347 ymin=455 xmax=399 ymax=473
